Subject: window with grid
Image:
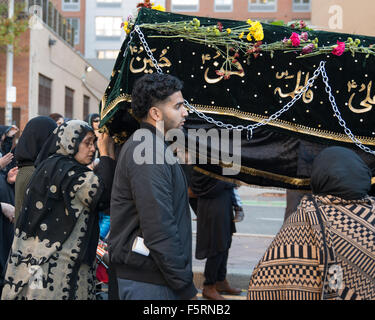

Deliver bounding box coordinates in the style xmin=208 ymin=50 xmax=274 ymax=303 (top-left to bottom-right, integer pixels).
xmin=215 ymin=0 xmax=232 ymax=12
xmin=292 ymin=0 xmax=311 ymax=12
xmin=65 ymin=87 xmax=74 ymax=119
xmin=83 ymin=95 xmax=90 ymax=120
xmin=62 ymin=0 xmax=80 ymax=12
xmin=95 ymin=17 xmax=122 ymax=37
xmin=171 ymin=0 xmax=199 ymax=12
xmin=66 ymin=18 xmax=80 ymax=45
xmin=248 ymin=0 xmax=277 ymax=12
xmin=38 ymin=74 xmax=52 ymax=116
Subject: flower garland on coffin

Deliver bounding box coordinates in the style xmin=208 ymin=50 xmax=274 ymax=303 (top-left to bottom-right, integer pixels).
xmin=123 ymin=16 xmax=375 ymax=60
xmin=121 ymin=3 xmax=375 ymax=80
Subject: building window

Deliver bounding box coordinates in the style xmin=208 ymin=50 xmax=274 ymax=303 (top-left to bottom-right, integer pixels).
xmin=292 ymin=0 xmax=311 ymax=12
xmin=248 ymin=0 xmax=277 ymax=12
xmin=97 ymin=0 xmax=122 ymax=7
xmin=171 ymin=0 xmax=199 ymax=12
xmin=215 ymin=0 xmax=233 ymax=12
xmin=38 ymin=74 xmax=52 ymax=116
xmin=65 ymin=87 xmax=74 ymax=119
xmin=62 ymin=0 xmax=80 ymax=12
xmin=83 ymin=95 xmax=90 ymax=119
xmin=97 ymin=50 xmax=120 ymax=59
xmin=66 ymin=18 xmax=80 ymax=45
xmin=95 ymin=17 xmax=122 ymax=37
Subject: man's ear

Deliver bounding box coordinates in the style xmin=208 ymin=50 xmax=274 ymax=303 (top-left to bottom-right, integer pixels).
xmin=148 ymin=106 xmax=163 ymax=122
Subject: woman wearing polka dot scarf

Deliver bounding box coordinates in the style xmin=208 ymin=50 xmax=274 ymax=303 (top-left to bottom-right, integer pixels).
xmin=1 ymin=120 xmax=116 ymax=300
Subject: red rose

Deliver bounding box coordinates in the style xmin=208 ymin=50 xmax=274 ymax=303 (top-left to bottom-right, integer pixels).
xmin=290 ymin=32 xmax=301 ymax=47
xmin=332 ymin=41 xmax=346 ymax=56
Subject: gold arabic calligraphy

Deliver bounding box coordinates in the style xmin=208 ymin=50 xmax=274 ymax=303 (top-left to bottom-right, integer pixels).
xmin=202 ymin=51 xmax=245 ymax=84
xmin=129 ymin=45 xmax=172 ymax=74
xmin=347 ymin=80 xmax=375 ymax=113
xmin=274 ymin=70 xmax=313 ymax=104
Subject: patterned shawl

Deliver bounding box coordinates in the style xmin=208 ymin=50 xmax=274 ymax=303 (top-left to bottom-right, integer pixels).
xmin=1 ymin=121 xmax=105 ymax=300
xmin=247 ymin=194 xmax=375 ymax=300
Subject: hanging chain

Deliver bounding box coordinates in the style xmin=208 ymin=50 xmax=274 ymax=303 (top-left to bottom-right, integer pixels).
xmin=124 ymin=25 xmax=375 ymax=155
xmin=320 ymin=66 xmax=375 ymax=155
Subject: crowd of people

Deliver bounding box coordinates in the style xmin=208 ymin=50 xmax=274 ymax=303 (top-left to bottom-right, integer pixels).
xmin=0 ymin=73 xmax=374 ymax=300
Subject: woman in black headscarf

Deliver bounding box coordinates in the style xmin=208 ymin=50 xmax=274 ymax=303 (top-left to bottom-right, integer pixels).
xmin=0 ymin=125 xmax=19 ymax=297
xmin=248 ymin=146 xmax=375 ymax=300
xmin=0 ymin=125 xmax=18 ymax=156
xmin=14 ymin=116 xmax=57 ymax=223
xmin=1 ymin=120 xmax=116 ymax=300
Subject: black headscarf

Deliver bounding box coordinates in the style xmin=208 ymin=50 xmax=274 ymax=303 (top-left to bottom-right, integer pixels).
xmin=15 ymin=116 xmax=57 ymax=168
xmin=310 ymin=146 xmax=372 ymax=200
xmin=0 ymin=125 xmax=13 ymax=156
xmin=34 ymin=119 xmax=93 ymax=168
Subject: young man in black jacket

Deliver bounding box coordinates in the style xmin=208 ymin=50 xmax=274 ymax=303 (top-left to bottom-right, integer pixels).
xmin=109 ymin=74 xmax=197 ymax=300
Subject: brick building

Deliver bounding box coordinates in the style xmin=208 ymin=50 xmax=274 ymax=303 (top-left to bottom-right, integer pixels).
xmin=0 ymin=0 xmax=108 ymax=131
xmin=166 ymin=0 xmax=311 ymax=22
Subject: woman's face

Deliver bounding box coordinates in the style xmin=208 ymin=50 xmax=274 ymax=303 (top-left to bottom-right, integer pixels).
xmin=92 ymin=118 xmax=100 ymax=131
xmin=74 ymin=131 xmax=96 ymax=165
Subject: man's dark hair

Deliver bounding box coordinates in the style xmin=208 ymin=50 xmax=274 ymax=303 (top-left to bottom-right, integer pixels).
xmin=131 ymin=74 xmax=183 ymax=119
xmin=49 ymin=113 xmax=64 ymax=122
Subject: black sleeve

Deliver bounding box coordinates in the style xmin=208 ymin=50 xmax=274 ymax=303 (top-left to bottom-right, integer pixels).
xmin=94 ymin=156 xmax=116 ymax=212
xmin=127 ymin=159 xmax=196 ymax=297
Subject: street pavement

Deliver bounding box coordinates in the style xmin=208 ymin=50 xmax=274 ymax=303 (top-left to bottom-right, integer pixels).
xmin=97 ymin=186 xmax=286 ymax=300
xmin=192 ymin=186 xmax=286 ymax=300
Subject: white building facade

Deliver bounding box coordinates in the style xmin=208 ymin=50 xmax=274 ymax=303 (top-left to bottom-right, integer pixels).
xmin=85 ymin=0 xmax=166 ymax=79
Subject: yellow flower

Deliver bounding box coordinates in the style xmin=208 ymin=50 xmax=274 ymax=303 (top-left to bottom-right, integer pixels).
xmin=123 ymin=21 xmax=130 ymax=34
xmin=246 ymin=33 xmax=252 ymax=42
xmin=246 ymin=19 xmax=253 ymax=25
xmin=253 ymin=28 xmax=264 ymax=41
xmin=239 ymin=31 xmax=244 ymax=39
xmin=249 ymin=21 xmax=264 ymax=41
xmin=226 ymin=28 xmax=231 ymax=34
xmin=249 ymin=21 xmax=261 ymax=33
xmin=151 ymin=4 xmax=166 ymax=11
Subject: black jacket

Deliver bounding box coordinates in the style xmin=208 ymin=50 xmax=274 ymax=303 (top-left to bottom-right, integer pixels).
xmin=109 ymin=123 xmax=197 ymax=299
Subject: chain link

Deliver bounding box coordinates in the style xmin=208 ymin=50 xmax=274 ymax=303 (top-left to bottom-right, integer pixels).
xmin=320 ymin=66 xmax=375 ymax=155
xmin=127 ymin=26 xmax=375 ymax=156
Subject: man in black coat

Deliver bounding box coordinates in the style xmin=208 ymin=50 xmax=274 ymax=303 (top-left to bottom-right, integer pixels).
xmin=191 ymin=170 xmax=241 ymax=300
xmin=109 ymin=74 xmax=197 ymax=300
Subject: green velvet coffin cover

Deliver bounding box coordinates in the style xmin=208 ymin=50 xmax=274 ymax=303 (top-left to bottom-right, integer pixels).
xmin=99 ymin=8 xmax=375 ymax=190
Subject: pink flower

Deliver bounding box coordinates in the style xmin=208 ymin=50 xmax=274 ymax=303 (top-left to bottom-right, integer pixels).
xmin=217 ymin=22 xmax=223 ymax=32
xmin=299 ymin=20 xmax=306 ymax=29
xmin=290 ymin=32 xmax=301 ymax=47
xmin=332 ymin=41 xmax=346 ymax=56
xmin=300 ymin=32 xmax=308 ymax=41
xmin=302 ymin=43 xmax=315 ymax=54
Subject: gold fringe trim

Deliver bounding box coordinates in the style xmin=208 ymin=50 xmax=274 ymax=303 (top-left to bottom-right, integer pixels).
xmin=193 ymin=167 xmax=307 ymax=191
xmin=101 ymin=93 xmax=132 ymax=120
xmin=101 ymin=94 xmax=375 ymax=146
xmin=193 ymin=104 xmax=375 ymax=146
xmin=217 ymin=160 xmax=311 ymax=186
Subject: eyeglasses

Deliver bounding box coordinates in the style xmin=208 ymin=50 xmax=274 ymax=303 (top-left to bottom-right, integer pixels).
xmin=83 ymin=140 xmax=96 ymax=148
